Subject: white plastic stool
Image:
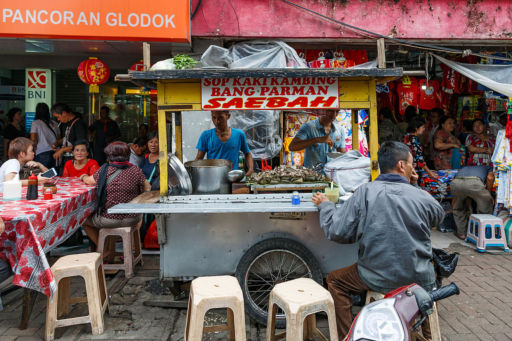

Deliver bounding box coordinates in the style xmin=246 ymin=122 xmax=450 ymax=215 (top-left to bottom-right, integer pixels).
xmin=266 ymin=278 xmax=338 ymax=341
xmin=466 ymin=214 xmax=509 ymax=252
xmin=185 ymin=275 xmax=246 ymax=341
xmin=45 ymin=252 xmax=108 ymax=341
xmin=97 ymin=220 xmax=143 ymax=278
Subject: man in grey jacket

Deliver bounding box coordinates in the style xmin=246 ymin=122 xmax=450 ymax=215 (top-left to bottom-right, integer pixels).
xmin=312 ymin=141 xmax=444 ymax=339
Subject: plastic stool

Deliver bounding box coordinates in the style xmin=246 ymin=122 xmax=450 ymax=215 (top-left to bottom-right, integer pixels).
xmin=466 ymin=214 xmax=509 ymax=252
xmin=45 ymin=252 xmax=108 ymax=341
xmin=266 ymin=278 xmax=338 ymax=341
xmin=185 ymin=275 xmax=246 ymax=341
xmin=365 ymin=290 xmax=385 ymax=304
xmin=97 ymin=220 xmax=143 ymax=278
xmin=364 ymin=290 xmax=441 ymax=341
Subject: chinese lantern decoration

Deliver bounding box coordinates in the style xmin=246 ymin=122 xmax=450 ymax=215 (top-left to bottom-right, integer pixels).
xmin=130 ymin=60 xmax=145 ymax=71
xmin=77 ymin=57 xmax=110 ymax=114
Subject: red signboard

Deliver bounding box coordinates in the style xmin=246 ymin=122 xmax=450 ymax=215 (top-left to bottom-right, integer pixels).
xmin=201 ymin=77 xmax=340 ymax=110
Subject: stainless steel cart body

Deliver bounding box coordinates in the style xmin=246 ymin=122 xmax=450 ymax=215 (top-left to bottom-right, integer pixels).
xmin=110 ymin=193 xmax=357 ymax=280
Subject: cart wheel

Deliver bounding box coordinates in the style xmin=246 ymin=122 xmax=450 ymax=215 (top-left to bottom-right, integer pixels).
xmin=235 ymin=238 xmax=323 ymax=328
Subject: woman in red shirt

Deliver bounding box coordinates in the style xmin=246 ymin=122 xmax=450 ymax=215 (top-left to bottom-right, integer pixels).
xmin=62 ymin=140 xmax=100 ymax=177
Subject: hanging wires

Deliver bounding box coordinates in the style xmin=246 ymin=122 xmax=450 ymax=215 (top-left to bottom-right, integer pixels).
xmin=280 ymin=0 xmax=512 ymax=62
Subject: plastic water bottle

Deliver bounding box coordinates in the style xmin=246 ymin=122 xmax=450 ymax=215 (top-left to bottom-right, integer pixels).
xmin=291 ymin=191 xmax=300 ymax=205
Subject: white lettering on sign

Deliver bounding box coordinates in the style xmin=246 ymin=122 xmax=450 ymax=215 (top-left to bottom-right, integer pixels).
xmin=201 ymin=77 xmax=339 ymax=110
xmin=1 ymin=9 xmax=175 ymax=28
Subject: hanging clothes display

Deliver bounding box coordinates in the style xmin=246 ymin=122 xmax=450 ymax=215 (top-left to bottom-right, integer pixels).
xmin=418 ymin=79 xmax=441 ymax=110
xmin=491 ymin=128 xmax=512 ymax=210
xmin=396 ymin=76 xmax=419 ymax=116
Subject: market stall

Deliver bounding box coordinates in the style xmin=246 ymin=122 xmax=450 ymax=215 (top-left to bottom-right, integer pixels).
xmin=111 ymin=66 xmax=402 ymax=325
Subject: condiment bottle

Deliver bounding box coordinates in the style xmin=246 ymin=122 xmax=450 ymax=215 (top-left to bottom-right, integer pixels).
xmin=26 ymin=173 xmax=38 ymax=200
xmin=43 ymin=187 xmax=53 ymax=200
xmin=291 ymin=191 xmax=300 ymax=205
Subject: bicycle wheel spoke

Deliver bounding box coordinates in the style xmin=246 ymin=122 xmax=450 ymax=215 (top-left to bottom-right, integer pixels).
xmin=245 ymin=249 xmax=314 ymax=320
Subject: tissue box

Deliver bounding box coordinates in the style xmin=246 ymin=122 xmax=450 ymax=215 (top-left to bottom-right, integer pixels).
xmin=3 ymin=181 xmax=22 ymax=201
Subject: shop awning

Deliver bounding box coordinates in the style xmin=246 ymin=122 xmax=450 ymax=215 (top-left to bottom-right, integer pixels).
xmin=432 ymin=54 xmax=512 ymax=98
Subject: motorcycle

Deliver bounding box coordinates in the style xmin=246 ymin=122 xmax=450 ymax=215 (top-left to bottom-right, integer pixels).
xmin=345 ymin=282 xmax=460 ymax=341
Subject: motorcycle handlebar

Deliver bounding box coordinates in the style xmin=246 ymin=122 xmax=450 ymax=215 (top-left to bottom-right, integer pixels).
xmin=429 ymin=282 xmax=460 ymax=302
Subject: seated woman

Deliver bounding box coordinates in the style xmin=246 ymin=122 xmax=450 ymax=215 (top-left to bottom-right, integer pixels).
xmin=62 ymin=140 xmax=100 ymax=177
xmin=433 ymin=116 xmax=462 ymax=170
xmin=466 ymin=119 xmax=495 ymax=166
xmin=139 ymin=131 xmax=160 ymax=189
xmin=0 ymin=137 xmax=49 ymax=191
xmin=403 ymin=118 xmax=437 ymax=179
xmin=81 ymin=141 xmax=151 ymax=255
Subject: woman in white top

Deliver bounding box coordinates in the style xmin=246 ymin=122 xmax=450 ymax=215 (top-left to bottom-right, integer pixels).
xmin=30 ymin=103 xmax=59 ymax=169
xmin=0 ymin=137 xmax=49 ymax=192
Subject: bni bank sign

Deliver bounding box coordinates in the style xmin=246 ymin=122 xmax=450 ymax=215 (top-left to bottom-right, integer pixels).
xmin=25 ymin=69 xmax=52 ymax=132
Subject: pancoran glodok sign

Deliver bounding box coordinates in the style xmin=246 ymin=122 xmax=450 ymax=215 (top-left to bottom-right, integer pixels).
xmin=0 ymin=0 xmax=190 ymax=42
xmin=201 ymin=77 xmax=340 ymax=110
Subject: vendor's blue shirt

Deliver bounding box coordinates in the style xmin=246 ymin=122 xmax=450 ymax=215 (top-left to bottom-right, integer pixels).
xmin=296 ymin=119 xmax=346 ymax=169
xmin=196 ymin=128 xmax=250 ymax=169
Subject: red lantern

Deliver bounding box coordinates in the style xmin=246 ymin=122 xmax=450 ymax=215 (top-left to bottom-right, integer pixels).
xmin=77 ymin=57 xmax=110 ymax=115
xmin=130 ymin=60 xmax=145 ymax=72
xmin=77 ymin=57 xmax=110 ymax=93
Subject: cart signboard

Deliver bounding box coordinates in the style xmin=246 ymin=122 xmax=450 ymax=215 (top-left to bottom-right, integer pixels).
xmin=201 ymin=77 xmax=339 ymax=110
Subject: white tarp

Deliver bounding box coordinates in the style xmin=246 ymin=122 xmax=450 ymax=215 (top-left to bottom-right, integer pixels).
xmin=432 ymin=54 xmax=512 ymax=97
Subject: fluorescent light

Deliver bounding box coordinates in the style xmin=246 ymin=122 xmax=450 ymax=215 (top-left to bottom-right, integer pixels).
xmin=25 ymin=39 xmax=54 ymax=53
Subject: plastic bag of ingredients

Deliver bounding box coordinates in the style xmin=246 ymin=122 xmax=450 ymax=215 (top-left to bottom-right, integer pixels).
xmin=201 ymin=40 xmax=307 ymax=69
xmin=229 ymin=110 xmax=282 ymax=160
xmin=324 ymin=150 xmax=371 ymax=196
xmin=150 ymin=58 xmax=176 ymax=71
xmin=200 ymin=45 xmax=233 ymax=68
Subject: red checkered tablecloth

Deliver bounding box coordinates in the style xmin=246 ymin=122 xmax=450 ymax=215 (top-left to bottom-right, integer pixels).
xmin=0 ymin=178 xmax=96 ymax=297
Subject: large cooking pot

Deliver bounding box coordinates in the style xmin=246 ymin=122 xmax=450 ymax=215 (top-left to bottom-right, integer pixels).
xmin=184 ymin=159 xmax=235 ymax=194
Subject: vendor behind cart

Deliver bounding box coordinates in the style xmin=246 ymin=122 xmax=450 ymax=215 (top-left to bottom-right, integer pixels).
xmin=195 ymin=110 xmax=254 ymax=176
xmin=288 ymin=109 xmax=346 ymax=170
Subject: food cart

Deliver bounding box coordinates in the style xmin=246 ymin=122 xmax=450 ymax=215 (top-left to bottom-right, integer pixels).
xmin=112 ymin=67 xmax=402 ymax=326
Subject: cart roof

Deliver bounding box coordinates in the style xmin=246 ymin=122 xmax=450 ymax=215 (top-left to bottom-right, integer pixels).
xmin=116 ymin=67 xmax=403 ymax=87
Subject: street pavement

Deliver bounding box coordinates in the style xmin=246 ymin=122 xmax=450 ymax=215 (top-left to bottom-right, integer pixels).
xmin=0 ymin=231 xmax=511 ymax=340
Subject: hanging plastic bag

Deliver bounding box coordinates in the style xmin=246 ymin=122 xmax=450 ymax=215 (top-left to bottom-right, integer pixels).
xmin=324 ymin=150 xmax=371 ymax=196
xmin=432 ymin=248 xmax=459 ymax=279
xmin=229 ymin=110 xmax=282 ymax=160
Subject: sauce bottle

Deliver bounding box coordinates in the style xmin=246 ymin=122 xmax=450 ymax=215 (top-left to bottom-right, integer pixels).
xmin=26 ymin=173 xmax=38 ymax=200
